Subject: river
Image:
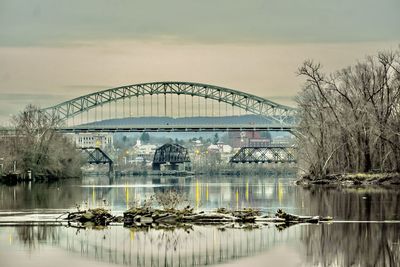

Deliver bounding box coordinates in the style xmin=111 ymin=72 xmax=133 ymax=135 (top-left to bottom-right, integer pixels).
xmin=0 ymin=175 xmax=399 ymax=266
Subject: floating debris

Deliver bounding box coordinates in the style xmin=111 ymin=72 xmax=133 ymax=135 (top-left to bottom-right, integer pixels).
xmin=123 ymin=207 xmax=332 ymax=228
xmin=66 ymin=208 xmax=121 ymax=226
xmin=61 ymin=206 xmax=332 ymax=229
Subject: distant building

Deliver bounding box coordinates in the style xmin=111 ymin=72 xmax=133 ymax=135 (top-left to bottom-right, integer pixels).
xmin=136 ymin=144 xmax=157 ymax=158
xmin=74 ymin=133 xmax=113 ymax=149
xmin=207 ymin=142 xmax=233 ymax=154
xmin=228 ymin=131 xmax=270 ymax=148
xmin=271 ymin=135 xmax=294 ymax=145
xmin=207 ymin=142 xmax=233 ymax=163
xmin=133 ymin=139 xmax=157 ymax=160
xmin=248 ymin=138 xmax=270 ymax=147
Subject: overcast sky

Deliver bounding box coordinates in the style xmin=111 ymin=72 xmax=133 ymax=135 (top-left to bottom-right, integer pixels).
xmin=0 ymin=0 xmax=399 ymax=123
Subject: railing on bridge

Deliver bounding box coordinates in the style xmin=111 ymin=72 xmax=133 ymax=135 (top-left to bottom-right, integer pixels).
xmin=59 ymin=124 xmax=294 ymax=133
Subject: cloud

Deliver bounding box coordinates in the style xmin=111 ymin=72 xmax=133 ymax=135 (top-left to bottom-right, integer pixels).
xmin=0 ymin=0 xmax=399 ymax=46
xmin=0 ymin=93 xmax=71 ymax=124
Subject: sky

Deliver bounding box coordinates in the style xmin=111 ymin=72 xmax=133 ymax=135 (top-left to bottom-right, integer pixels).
xmin=0 ymin=0 xmax=399 ymax=123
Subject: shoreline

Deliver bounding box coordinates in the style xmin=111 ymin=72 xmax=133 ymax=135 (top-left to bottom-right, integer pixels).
xmin=296 ymin=172 xmax=400 ymax=186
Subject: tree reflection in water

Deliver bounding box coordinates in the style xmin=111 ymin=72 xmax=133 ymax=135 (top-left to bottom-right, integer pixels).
xmin=302 ymin=223 xmax=400 ymax=266
xmin=299 ymin=185 xmax=400 ymax=266
xmin=298 ymin=185 xmax=400 ymax=221
xmin=15 ymin=225 xmax=60 ymax=250
xmin=0 ymin=179 xmax=82 ymax=210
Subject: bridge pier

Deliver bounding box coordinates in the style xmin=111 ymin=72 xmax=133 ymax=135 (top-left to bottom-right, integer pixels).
xmin=108 ymin=162 xmax=114 ymax=175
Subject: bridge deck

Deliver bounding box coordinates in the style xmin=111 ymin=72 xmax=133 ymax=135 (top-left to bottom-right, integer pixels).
xmin=58 ymin=124 xmax=294 ymax=133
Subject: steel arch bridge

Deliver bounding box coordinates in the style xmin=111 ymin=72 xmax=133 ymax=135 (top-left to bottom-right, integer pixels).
xmin=41 ymin=82 xmax=297 ymax=130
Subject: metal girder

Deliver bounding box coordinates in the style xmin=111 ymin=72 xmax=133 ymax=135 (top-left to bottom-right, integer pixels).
xmin=41 ymin=82 xmax=297 ymax=126
xmin=81 ymin=147 xmax=113 ymax=172
xmin=153 ymin=144 xmax=191 ymax=164
xmin=59 ymin=124 xmax=294 ymax=133
xmin=230 ymin=146 xmax=297 ymax=164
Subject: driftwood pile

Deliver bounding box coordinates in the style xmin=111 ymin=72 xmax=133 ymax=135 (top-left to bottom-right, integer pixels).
xmin=66 ymin=208 xmax=122 ymax=226
xmin=123 ymin=206 xmax=242 ymax=226
xmin=122 ymin=207 xmax=332 ymax=227
xmin=64 ymin=207 xmax=332 ymax=229
xmin=274 ymin=209 xmax=332 ymax=223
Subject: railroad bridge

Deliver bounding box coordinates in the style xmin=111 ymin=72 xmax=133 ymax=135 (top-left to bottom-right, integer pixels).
xmin=80 ymin=147 xmax=113 ymax=173
xmin=152 ymin=144 xmax=191 ymax=171
xmin=230 ymin=144 xmax=297 ymax=164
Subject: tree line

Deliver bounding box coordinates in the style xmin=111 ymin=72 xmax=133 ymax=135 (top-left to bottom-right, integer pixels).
xmin=297 ymin=47 xmax=400 ymax=177
xmin=0 ymin=105 xmax=82 ymax=179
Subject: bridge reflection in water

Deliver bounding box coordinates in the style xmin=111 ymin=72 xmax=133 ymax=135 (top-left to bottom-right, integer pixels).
xmin=12 ymin=224 xmax=300 ymax=267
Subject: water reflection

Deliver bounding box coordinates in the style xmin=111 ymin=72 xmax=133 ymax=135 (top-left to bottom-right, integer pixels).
xmin=78 ymin=176 xmax=298 ymax=213
xmin=298 ymin=185 xmax=400 ymax=266
xmin=4 ymin=222 xmax=400 ymax=266
xmin=4 ymin=224 xmax=302 ymax=266
xmin=14 ymin=225 xmax=61 ymax=250
xmin=0 ymin=179 xmax=82 ymax=210
xmin=302 ymin=223 xmax=400 ymax=266
xmin=298 ymin=185 xmax=400 ymax=221
xmin=0 ymin=175 xmax=298 ymax=213
xmin=1 ymin=176 xmax=400 ymax=266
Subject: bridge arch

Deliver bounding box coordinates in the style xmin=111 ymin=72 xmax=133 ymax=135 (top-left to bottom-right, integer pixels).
xmin=41 ymin=81 xmax=296 ymax=125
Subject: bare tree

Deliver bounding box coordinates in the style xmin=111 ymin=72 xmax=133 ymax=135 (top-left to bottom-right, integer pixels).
xmin=297 ymin=47 xmax=400 ymax=178
xmin=6 ymin=105 xmax=82 ymax=179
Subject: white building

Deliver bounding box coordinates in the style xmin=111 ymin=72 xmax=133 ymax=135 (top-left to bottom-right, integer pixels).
xmin=74 ymin=133 xmax=113 ymax=149
xmin=133 ymin=139 xmax=157 ymax=160
xmin=207 ymin=143 xmax=233 ymax=154
xmin=137 ymin=144 xmax=157 ymax=156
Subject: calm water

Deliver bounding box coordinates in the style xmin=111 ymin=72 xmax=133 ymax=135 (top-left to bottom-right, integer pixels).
xmin=0 ymin=175 xmax=399 ymax=267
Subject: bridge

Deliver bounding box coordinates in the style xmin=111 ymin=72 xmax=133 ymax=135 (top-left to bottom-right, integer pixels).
xmin=81 ymin=147 xmax=114 ymax=173
xmin=230 ymin=145 xmax=297 ymax=164
xmin=40 ymin=81 xmax=297 ymax=132
xmin=152 ymin=143 xmax=191 ymax=171
xmin=36 ymin=82 xmax=298 ymax=165
xmin=60 ymin=124 xmax=293 ymax=133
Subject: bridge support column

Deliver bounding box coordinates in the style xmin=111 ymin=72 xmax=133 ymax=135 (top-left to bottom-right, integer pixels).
xmin=109 ymin=162 xmax=114 ymax=174
xmin=152 ymin=163 xmax=160 ymax=171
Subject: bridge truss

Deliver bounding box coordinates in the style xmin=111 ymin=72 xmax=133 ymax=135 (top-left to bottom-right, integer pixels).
xmin=59 ymin=124 xmax=293 ymax=133
xmin=230 ymin=145 xmax=297 ymax=164
xmin=81 ymin=147 xmax=113 ymax=172
xmin=41 ymin=82 xmax=297 ymax=128
xmin=152 ymin=144 xmax=191 ymax=171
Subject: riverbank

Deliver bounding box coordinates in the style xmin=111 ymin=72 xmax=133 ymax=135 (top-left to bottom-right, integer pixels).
xmin=297 ymin=172 xmax=400 ymax=185
xmin=1 ymin=172 xmax=82 ymax=183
